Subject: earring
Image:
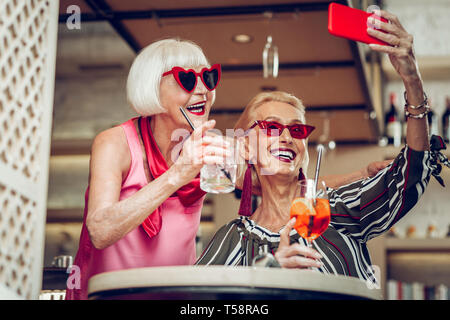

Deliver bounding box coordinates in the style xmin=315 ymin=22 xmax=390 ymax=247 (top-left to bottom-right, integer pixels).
xmin=238 ymin=163 xmax=253 ymax=216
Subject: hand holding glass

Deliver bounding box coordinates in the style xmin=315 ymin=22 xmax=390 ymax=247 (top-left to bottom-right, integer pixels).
xmin=178 ymin=106 xmax=237 ymax=194
xmin=200 ymin=131 xmax=238 ymax=194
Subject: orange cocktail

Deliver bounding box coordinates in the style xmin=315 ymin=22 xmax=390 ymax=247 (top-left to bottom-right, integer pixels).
xmin=290 ymin=197 xmax=331 ymax=241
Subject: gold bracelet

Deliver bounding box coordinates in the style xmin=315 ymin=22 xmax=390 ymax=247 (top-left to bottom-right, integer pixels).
xmin=404 ymin=90 xmax=428 ymax=110
xmin=404 ymin=104 xmax=430 ymax=119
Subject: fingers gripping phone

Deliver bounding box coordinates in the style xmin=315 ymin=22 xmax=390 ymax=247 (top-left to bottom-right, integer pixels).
xmin=328 ymin=2 xmax=389 ymax=45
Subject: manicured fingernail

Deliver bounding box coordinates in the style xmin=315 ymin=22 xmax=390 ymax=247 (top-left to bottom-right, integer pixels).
xmin=314 ymin=252 xmax=323 ymax=259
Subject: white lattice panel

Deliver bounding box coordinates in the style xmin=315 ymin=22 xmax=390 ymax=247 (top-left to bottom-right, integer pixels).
xmin=0 ymin=0 xmax=58 ymax=299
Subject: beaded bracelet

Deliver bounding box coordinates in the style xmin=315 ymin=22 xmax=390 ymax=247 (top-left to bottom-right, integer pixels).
xmin=404 ymin=90 xmax=428 ymax=110
xmin=404 ymin=104 xmax=430 ymax=119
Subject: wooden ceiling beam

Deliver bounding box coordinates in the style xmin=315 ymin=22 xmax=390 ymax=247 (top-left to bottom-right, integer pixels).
xmin=83 ymin=0 xmax=141 ymax=52
xmin=347 ymin=0 xmax=382 ymax=138
xmin=59 ymin=1 xmax=347 ymax=24
xmin=210 ymin=104 xmax=366 ymax=114
xmin=221 ymin=60 xmax=354 ymax=72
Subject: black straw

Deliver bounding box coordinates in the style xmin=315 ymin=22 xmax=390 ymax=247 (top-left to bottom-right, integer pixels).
xmin=179 ymin=107 xmax=196 ymax=131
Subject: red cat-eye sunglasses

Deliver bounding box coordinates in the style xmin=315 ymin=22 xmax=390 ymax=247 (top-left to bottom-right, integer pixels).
xmin=249 ymin=120 xmax=315 ymax=139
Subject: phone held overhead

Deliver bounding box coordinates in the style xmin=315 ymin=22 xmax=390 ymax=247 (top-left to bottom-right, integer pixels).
xmin=328 ymin=2 xmax=389 ymax=45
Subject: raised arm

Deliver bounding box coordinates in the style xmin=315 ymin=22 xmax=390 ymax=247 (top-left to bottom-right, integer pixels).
xmin=326 ymin=9 xmax=434 ymax=242
xmin=367 ymin=9 xmax=429 ymax=151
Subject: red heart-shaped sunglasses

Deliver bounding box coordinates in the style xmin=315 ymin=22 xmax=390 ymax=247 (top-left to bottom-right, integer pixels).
xmin=162 ymin=64 xmax=221 ymax=93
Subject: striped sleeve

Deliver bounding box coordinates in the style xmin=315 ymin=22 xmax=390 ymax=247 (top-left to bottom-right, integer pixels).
xmin=195 ymin=220 xmax=242 ymax=265
xmin=328 ymin=146 xmax=432 ymax=243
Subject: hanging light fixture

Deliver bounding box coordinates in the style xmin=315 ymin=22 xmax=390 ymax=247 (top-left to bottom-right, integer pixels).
xmin=263 ymin=35 xmax=279 ymax=78
xmin=317 ymin=112 xmax=336 ymax=154
xmin=232 ymin=34 xmax=253 ymax=44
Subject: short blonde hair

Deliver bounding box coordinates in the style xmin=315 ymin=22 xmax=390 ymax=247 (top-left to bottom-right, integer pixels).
xmin=127 ymin=38 xmax=211 ymax=116
xmin=234 ymin=91 xmax=309 ymax=193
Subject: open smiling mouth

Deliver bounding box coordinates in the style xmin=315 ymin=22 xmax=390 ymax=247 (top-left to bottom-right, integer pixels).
xmin=186 ymin=101 xmax=206 ymax=116
xmin=270 ymin=148 xmax=297 ymax=163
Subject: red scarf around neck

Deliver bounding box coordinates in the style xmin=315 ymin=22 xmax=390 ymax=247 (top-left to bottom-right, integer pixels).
xmin=139 ymin=117 xmax=206 ymax=238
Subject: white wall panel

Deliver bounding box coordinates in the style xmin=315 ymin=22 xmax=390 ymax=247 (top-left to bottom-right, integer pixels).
xmin=0 ymin=0 xmax=59 ymax=299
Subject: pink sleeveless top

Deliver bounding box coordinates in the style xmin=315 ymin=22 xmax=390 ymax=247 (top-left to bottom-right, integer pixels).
xmin=66 ymin=118 xmax=204 ymax=300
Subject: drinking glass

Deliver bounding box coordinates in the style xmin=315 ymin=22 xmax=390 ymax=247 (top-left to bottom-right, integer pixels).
xmin=290 ymin=179 xmax=331 ymax=247
xmin=200 ymin=133 xmax=238 ymax=194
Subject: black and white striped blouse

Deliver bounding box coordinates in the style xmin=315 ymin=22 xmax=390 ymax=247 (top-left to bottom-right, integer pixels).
xmin=196 ymin=145 xmax=438 ymax=284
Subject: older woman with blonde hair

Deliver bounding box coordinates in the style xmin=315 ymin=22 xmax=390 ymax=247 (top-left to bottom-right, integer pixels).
xmin=197 ymin=87 xmax=445 ymax=276
xmin=196 ymin=11 xmax=449 ymax=280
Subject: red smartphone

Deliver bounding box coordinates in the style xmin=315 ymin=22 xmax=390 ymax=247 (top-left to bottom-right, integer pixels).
xmin=328 ymin=2 xmax=389 ymax=45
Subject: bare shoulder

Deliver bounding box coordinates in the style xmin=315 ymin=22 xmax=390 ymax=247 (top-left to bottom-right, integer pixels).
xmin=91 ymin=126 xmax=131 ymax=175
xmin=92 ymin=126 xmax=128 ymax=151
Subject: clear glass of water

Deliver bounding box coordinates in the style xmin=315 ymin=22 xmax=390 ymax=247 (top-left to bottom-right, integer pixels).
xmin=200 ymin=132 xmax=238 ymax=194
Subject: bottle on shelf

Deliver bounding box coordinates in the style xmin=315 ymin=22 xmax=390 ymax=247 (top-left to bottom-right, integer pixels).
xmin=426 ymin=203 xmax=440 ymax=238
xmin=385 ymin=92 xmax=402 ymax=147
xmin=442 ymin=96 xmax=450 ymax=143
xmin=426 ymin=224 xmax=439 ymax=238
xmin=427 ymin=98 xmax=439 ymax=137
xmin=387 ymin=226 xmax=399 ymax=238
xmin=406 ymin=225 xmax=417 ymax=238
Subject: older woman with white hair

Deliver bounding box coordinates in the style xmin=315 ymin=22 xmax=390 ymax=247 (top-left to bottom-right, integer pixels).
xmin=65 ymin=38 xmax=230 ymax=300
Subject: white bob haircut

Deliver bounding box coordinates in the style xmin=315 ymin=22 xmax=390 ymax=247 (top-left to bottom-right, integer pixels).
xmin=127 ymin=38 xmax=213 ymax=116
